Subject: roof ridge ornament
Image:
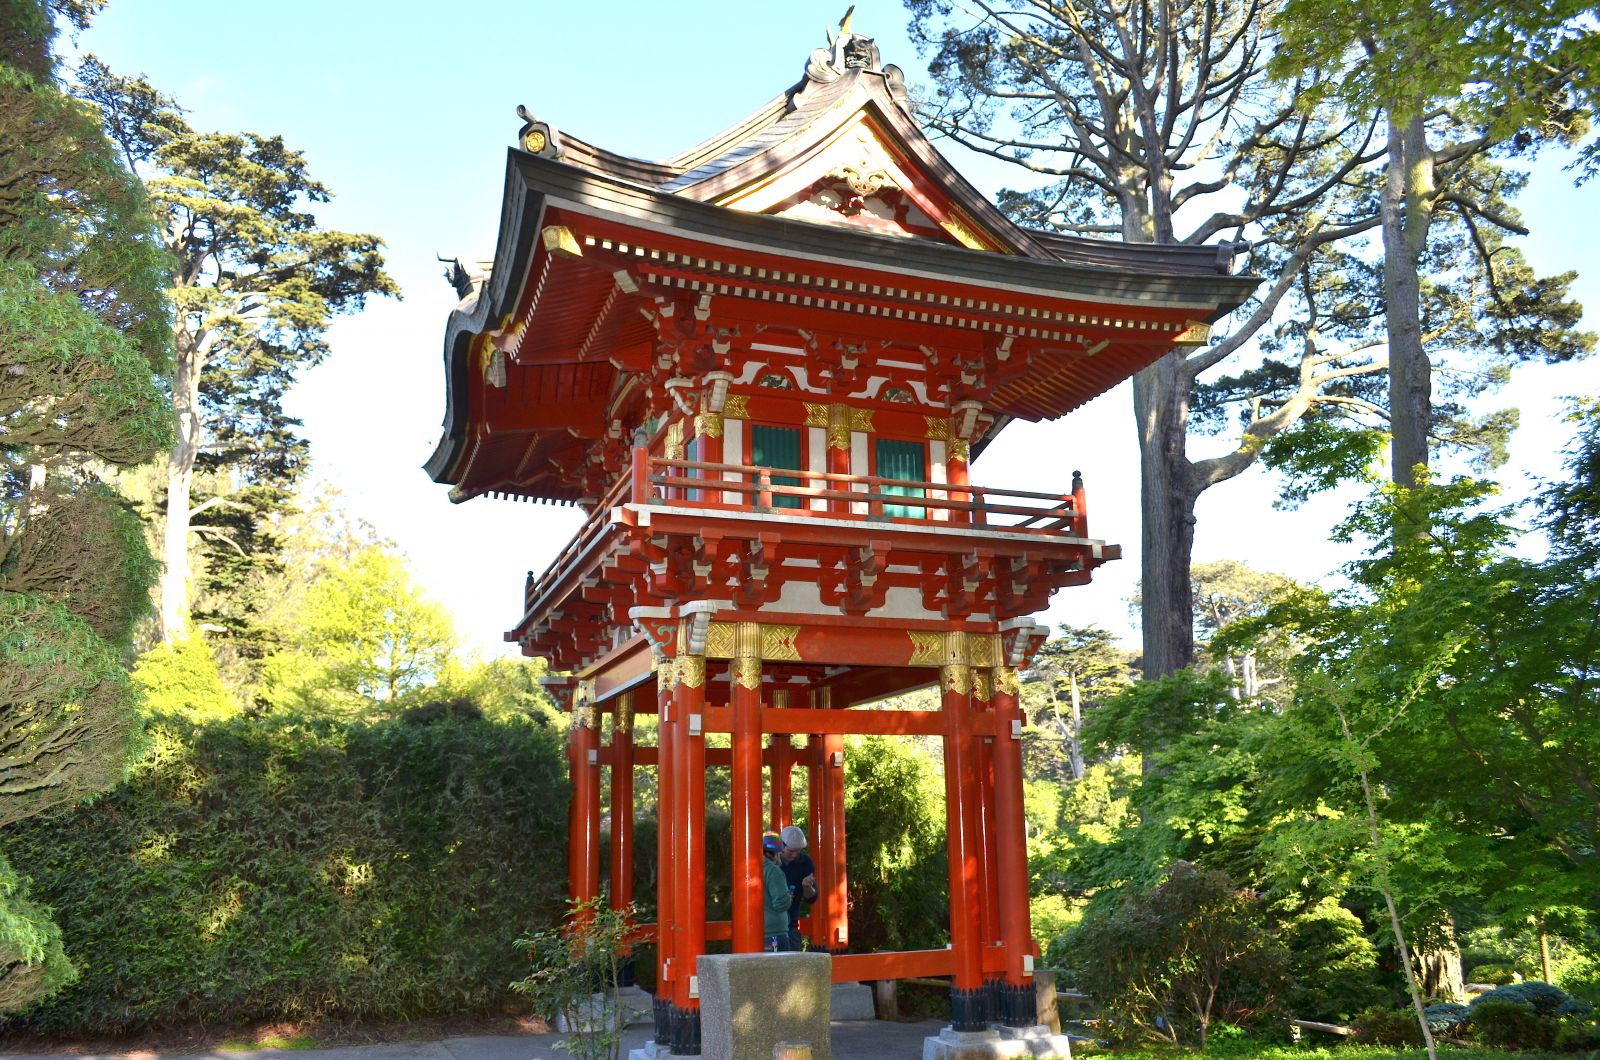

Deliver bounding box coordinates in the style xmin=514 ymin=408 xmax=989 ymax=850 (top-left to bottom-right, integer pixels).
xmin=806 ymin=5 xmax=882 ymax=84
xmin=515 ymin=104 xmax=563 ymax=159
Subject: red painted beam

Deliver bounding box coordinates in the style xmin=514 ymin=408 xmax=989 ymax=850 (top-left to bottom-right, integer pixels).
xmin=698 ymin=706 xmax=994 ymax=738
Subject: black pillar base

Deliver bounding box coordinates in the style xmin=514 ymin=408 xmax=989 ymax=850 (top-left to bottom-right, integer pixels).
xmin=669 ymin=1004 xmax=702 ymax=1055
xmin=950 ymin=986 xmax=988 ymax=1032
xmin=999 ymin=982 xmax=1035 ymax=1028
xmin=653 ymin=995 xmax=671 ymax=1045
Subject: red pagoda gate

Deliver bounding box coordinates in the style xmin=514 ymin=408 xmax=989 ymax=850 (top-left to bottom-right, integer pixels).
xmin=428 ymin=18 xmax=1255 ymax=1057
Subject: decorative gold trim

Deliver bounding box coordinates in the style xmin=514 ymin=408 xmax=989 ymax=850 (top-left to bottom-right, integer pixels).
xmin=732 ymin=657 xmax=762 ymax=690
xmin=939 ymin=217 xmax=987 ymax=251
xmin=723 ymin=394 xmax=750 ymax=420
xmin=761 ymin=624 xmax=802 ymax=662
xmin=696 ymin=412 xmax=724 ymax=439
xmin=704 ymin=621 xmax=736 ymax=660
xmin=653 ymin=655 xmax=674 ymax=690
xmin=803 ymin=403 xmax=829 ymax=428
xmin=825 ymin=404 xmax=851 ymax=451
xmin=734 ymin=621 xmax=762 ymax=659
xmin=771 ymin=689 xmax=792 ymax=709
xmin=942 ymin=664 xmax=973 ymax=696
xmin=573 ymin=678 xmax=598 ymax=728
xmin=966 ymin=634 xmax=1000 ymax=669
xmin=849 ymin=408 xmax=875 ymax=433
xmin=615 ymin=691 xmax=635 ymax=733
xmin=972 ymin=669 xmax=994 ymax=703
xmin=994 ymin=666 xmax=1021 ymax=697
xmin=541 ymin=225 xmax=582 ymax=258
xmin=924 ymin=416 xmax=951 ymax=441
xmin=522 ymin=129 xmax=548 ymax=154
xmin=908 ymin=630 xmax=944 ymax=667
xmin=1173 ymin=320 xmax=1212 ymax=347
xmin=678 ymin=655 xmax=706 ymax=689
xmin=948 ymin=438 xmax=970 ymax=463
xmin=664 ymin=420 xmax=685 ymax=461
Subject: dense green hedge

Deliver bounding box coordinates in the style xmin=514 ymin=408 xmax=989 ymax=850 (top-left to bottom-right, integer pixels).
xmin=1 ymin=712 xmax=568 ymax=1033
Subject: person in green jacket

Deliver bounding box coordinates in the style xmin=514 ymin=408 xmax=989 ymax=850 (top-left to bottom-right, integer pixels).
xmin=762 ymin=831 xmax=793 ymax=951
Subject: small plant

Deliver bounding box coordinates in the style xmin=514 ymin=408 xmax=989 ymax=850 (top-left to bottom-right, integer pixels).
xmin=1470 ymin=980 xmax=1572 ymax=1017
xmin=512 ymin=899 xmax=638 ymax=1060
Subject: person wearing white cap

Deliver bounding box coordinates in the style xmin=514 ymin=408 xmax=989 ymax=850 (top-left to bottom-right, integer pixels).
xmin=778 ymin=824 xmax=817 ymax=951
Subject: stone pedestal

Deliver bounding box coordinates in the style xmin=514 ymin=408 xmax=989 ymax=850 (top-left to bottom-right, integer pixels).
xmin=921 ymin=1024 xmax=1074 ymax=1060
xmin=557 ymin=985 xmax=655 ymax=1033
xmin=698 ymin=951 xmax=832 ymax=1060
xmin=831 ymin=982 xmax=876 ymax=1021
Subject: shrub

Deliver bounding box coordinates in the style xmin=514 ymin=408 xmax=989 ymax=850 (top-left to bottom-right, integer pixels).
xmin=1282 ymin=898 xmax=1389 ymax=1023
xmin=1422 ymin=1001 xmax=1469 ymax=1035
xmin=1353 ymin=1007 xmax=1424 ymax=1046
xmin=2 ymin=712 xmax=568 ymax=1033
xmin=1062 ymin=862 xmax=1288 ymax=1048
xmin=1469 ymin=961 xmax=1519 ymax=985
xmin=1471 ymin=980 xmax=1571 ymax=1017
xmin=1468 ymin=998 xmax=1558 ymax=1049
xmin=1555 ymin=1016 xmax=1600 ymax=1052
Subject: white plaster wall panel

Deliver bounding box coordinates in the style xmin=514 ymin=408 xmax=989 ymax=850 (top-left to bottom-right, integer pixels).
xmin=808 ymin=427 xmax=827 ymax=511
xmin=723 ymin=419 xmax=744 ymax=505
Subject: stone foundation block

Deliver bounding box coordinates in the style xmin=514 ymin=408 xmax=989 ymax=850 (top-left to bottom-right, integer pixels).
xmin=830 ymin=981 xmax=876 ymax=1021
xmin=922 ymin=1024 xmax=1074 ymax=1060
xmin=699 ymin=951 xmax=832 ymax=1060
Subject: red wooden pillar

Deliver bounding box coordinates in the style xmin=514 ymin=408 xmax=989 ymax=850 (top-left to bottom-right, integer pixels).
xmin=670 ymin=651 xmax=707 ymax=1052
xmin=826 ymin=404 xmax=852 ymax=514
xmin=730 ymin=624 xmax=764 ymax=954
xmin=653 ymin=667 xmax=677 ymax=1046
xmin=974 ymin=672 xmax=1002 ymax=977
xmin=610 ymin=691 xmax=636 ymax=910
xmin=947 ymin=435 xmax=972 ymax=525
xmin=769 ymin=691 xmax=792 ymax=830
xmin=822 ymin=729 xmax=848 ymax=951
xmin=568 ymin=679 xmax=601 ymax=919
xmin=991 ymin=665 xmax=1036 ymax=1026
xmin=805 ymin=724 xmax=829 ymax=950
xmin=942 ymin=658 xmax=986 ymax=1030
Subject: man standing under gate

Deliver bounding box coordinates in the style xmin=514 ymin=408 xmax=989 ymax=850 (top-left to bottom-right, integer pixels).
xmin=779 ymin=825 xmax=818 ymax=952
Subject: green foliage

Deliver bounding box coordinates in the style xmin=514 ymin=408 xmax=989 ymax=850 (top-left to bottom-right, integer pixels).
xmin=1 ymin=481 xmax=160 ymax=650
xmin=1355 ymin=1007 xmax=1426 ymax=1047
xmin=1467 ymin=1000 xmax=1557 ymax=1050
xmin=512 ymin=900 xmax=637 ymax=1060
xmin=1062 ymin=863 xmax=1289 ymax=1048
xmin=1283 ymin=899 xmax=1390 ymax=1022
xmin=0 ymin=591 xmax=140 ymax=829
xmin=1 ymin=712 xmax=568 ymax=1032
xmin=1422 ymin=1002 xmax=1469 ymax=1035
xmin=0 ymin=4 xmax=171 ymax=1019
xmin=1471 ymin=983 xmax=1573 ymax=1019
xmin=1473 ymin=964 xmax=1521 ymax=987
xmin=0 ymin=851 xmax=74 ymax=1014
xmin=257 ymin=546 xmax=456 ymax=714
xmin=0 ymin=261 xmax=172 ymax=467
xmin=841 ymin=735 xmax=948 ymax=952
xmin=131 ymin=634 xmax=239 ymax=720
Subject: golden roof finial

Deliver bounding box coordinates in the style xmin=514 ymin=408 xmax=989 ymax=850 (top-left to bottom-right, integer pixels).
xmin=839 ymin=5 xmax=855 ymax=34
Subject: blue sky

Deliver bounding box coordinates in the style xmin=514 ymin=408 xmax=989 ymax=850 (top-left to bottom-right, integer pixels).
xmin=75 ymin=1 xmax=1599 ymax=659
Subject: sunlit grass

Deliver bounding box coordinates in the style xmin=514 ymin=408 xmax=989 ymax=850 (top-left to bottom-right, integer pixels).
xmin=217 ymin=1033 xmax=318 ymax=1051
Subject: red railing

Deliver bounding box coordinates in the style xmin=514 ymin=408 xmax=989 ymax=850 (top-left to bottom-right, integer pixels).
xmin=524 ymin=446 xmax=1088 ymax=613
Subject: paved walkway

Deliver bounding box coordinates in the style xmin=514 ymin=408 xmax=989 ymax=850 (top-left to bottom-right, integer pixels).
xmin=0 ymin=1019 xmax=947 ymax=1060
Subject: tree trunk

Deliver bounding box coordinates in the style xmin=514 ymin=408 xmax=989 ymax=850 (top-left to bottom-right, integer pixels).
xmin=1067 ymin=669 xmax=1085 ymax=780
xmin=1382 ymin=113 xmax=1435 ymax=489
xmin=1134 ymin=350 xmax=1197 ymax=682
xmin=159 ymin=337 xmax=204 ymax=643
xmin=1418 ymin=917 xmax=1466 ymax=1003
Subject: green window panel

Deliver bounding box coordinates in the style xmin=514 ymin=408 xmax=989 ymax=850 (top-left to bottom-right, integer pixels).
xmin=751 ymin=425 xmax=803 ymax=509
xmin=876 ymin=438 xmax=926 ymax=519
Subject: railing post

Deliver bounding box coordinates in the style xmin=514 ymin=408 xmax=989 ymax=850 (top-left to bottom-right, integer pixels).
xmin=631 ymin=445 xmax=649 ymax=505
xmin=1071 ymin=470 xmax=1088 ymax=537
xmin=757 ymin=469 xmax=772 ymax=510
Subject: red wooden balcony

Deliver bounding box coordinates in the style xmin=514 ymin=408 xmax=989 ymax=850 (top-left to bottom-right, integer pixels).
xmin=520 ymin=446 xmax=1100 ymax=621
